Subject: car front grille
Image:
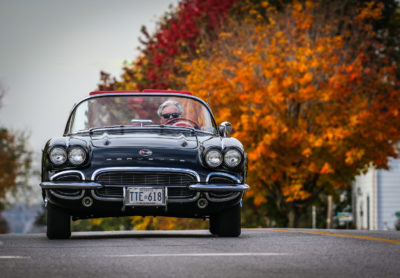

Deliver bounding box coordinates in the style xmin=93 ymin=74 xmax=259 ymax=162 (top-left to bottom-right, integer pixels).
xmin=93 ymin=171 xmax=197 ymax=199
xmin=95 ymin=172 xmax=196 ymax=186
xmin=95 ymin=187 xmax=122 ymax=198
xmin=94 ymin=186 xmax=195 ymax=199
xmin=167 ymin=186 xmax=194 ymax=198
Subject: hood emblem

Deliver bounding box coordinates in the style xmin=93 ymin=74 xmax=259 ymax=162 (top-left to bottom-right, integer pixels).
xmin=139 ymin=149 xmax=152 ymax=157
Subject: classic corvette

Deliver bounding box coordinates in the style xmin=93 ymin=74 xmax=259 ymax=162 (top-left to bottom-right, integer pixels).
xmin=40 ymin=90 xmax=249 ymax=239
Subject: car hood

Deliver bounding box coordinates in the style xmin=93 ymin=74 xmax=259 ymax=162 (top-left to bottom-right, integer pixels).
xmin=90 ymin=133 xmax=198 ymax=149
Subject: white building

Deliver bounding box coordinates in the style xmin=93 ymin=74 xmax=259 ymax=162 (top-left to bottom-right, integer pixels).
xmin=353 ymin=158 xmax=400 ymax=230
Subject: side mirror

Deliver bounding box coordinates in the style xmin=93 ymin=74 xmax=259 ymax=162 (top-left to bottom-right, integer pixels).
xmin=219 ymin=121 xmax=232 ymax=137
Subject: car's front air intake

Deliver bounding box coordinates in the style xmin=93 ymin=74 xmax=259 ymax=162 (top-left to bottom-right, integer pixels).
xmin=95 ymin=172 xmax=196 ymax=186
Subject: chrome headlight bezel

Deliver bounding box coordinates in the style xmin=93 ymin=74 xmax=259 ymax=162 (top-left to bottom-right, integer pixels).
xmin=224 ymin=149 xmax=242 ymax=168
xmin=68 ymin=147 xmax=87 ymax=166
xmin=204 ymin=149 xmax=223 ymax=168
xmin=49 ymin=147 xmax=67 ymax=166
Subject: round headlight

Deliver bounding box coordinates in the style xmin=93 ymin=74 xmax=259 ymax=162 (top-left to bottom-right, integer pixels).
xmin=205 ymin=149 xmax=223 ymax=168
xmin=49 ymin=147 xmax=67 ymax=165
xmin=224 ymin=149 xmax=242 ymax=168
xmin=68 ymin=147 xmax=86 ymax=165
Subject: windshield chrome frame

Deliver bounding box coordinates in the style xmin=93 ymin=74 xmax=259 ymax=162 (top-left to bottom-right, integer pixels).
xmin=64 ymin=93 xmax=218 ymax=136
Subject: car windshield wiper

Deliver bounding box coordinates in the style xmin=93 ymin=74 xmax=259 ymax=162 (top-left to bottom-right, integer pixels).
xmin=159 ymin=124 xmax=197 ymax=135
xmin=88 ymin=120 xmax=155 ymax=132
xmin=86 ymin=125 xmax=133 ymax=135
xmin=73 ymin=125 xmax=211 ymax=136
xmin=87 ymin=124 xmax=166 ymax=134
xmin=88 ymin=125 xmax=127 ymax=132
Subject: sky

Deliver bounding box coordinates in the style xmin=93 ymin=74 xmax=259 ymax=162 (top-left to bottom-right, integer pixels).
xmin=0 ymin=0 xmax=179 ymax=159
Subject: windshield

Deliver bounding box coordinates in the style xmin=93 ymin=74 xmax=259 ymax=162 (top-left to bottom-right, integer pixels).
xmin=68 ymin=95 xmax=216 ymax=134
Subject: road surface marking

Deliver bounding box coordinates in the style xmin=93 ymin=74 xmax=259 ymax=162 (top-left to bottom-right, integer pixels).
xmin=107 ymin=253 xmax=288 ymax=258
xmin=249 ymin=228 xmax=400 ymax=245
xmin=0 ymin=256 xmax=30 ymax=259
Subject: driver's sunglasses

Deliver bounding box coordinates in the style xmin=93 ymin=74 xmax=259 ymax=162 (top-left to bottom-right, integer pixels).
xmin=161 ymin=113 xmax=181 ymax=119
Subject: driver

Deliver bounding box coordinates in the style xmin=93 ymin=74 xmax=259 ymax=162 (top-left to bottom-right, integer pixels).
xmin=157 ymin=100 xmax=183 ymax=124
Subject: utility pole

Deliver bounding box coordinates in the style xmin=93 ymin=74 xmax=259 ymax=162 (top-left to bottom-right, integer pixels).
xmin=327 ymin=195 xmax=332 ymax=229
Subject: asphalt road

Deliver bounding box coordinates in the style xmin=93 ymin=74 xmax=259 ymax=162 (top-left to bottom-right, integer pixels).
xmin=0 ymin=229 xmax=399 ymax=278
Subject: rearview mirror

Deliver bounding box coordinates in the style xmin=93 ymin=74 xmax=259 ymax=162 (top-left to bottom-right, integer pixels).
xmin=219 ymin=121 xmax=232 ymax=137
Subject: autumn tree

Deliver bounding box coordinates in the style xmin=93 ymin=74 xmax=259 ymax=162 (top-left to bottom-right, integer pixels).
xmin=92 ymin=0 xmax=400 ymax=229
xmin=0 ymin=85 xmax=34 ymax=212
xmin=98 ymin=0 xmax=240 ymax=91
xmin=184 ymin=0 xmax=400 ymax=227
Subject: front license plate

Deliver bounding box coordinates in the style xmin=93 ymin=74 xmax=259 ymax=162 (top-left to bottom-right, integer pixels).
xmin=125 ymin=187 xmax=166 ymax=206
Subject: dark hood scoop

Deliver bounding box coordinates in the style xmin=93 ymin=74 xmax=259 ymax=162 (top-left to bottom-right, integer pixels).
xmin=91 ymin=133 xmax=198 ymax=149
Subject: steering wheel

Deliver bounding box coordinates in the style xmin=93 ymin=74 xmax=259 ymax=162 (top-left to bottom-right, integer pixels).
xmin=165 ymin=117 xmax=200 ymax=129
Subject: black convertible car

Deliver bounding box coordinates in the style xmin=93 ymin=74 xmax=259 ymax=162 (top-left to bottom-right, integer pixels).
xmin=40 ymin=90 xmax=249 ymax=239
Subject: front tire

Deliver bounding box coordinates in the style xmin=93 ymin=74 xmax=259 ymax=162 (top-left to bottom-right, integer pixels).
xmin=209 ymin=203 xmax=241 ymax=237
xmin=46 ymin=203 xmax=71 ymax=239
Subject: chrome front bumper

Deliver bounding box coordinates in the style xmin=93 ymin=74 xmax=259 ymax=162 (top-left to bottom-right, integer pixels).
xmin=40 ymin=181 xmax=249 ymax=192
xmin=40 ymin=181 xmax=102 ymax=189
xmin=41 ymin=182 xmax=249 ymax=203
xmin=41 ymin=168 xmax=249 ymax=203
xmin=189 ymin=184 xmax=249 ymax=192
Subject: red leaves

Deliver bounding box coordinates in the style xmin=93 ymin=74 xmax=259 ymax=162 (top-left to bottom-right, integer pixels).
xmin=137 ymin=0 xmax=239 ymax=89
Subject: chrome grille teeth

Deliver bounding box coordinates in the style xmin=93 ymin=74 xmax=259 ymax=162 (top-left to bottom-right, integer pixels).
xmin=96 ymin=172 xmax=196 ymax=186
xmin=94 ymin=171 xmax=197 ymax=199
xmin=95 ymin=186 xmax=194 ymax=198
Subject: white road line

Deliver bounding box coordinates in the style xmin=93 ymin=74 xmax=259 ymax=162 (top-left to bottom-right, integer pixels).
xmin=0 ymin=241 xmax=3 ymax=246
xmin=0 ymin=256 xmax=30 ymax=259
xmin=107 ymin=253 xmax=288 ymax=258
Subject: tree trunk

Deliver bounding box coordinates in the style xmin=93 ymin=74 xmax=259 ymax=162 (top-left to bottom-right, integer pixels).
xmin=288 ymin=208 xmax=296 ymax=228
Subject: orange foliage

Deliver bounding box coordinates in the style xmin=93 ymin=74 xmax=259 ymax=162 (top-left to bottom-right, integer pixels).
xmin=184 ymin=0 xmax=400 ymax=222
